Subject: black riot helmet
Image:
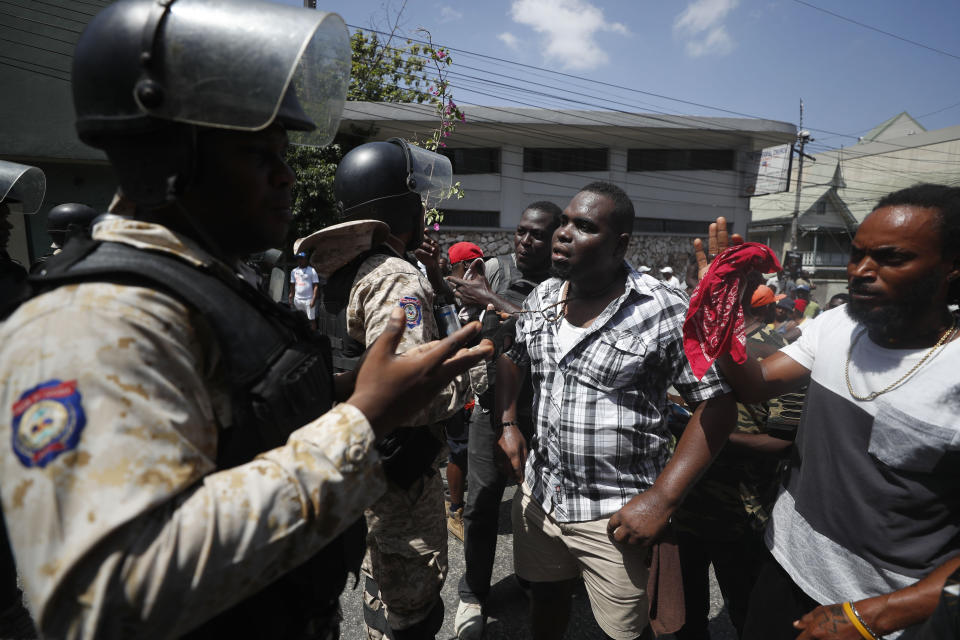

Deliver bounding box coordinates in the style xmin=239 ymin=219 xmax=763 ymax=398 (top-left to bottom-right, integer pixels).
xmin=0 ymin=160 xmax=46 ymax=214
xmin=334 ymin=138 xmax=452 ymax=241
xmin=46 ymin=203 xmax=100 ymax=248
xmin=71 ymin=0 xmax=351 ymax=207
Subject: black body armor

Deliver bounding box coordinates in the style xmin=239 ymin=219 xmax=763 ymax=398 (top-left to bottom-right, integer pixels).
xmin=12 ymin=237 xmax=365 ymax=639
xmin=316 ymin=248 xmax=442 ymax=489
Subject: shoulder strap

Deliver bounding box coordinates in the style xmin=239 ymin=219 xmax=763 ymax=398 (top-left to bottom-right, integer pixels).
xmin=316 ymin=246 xmax=393 ymax=372
xmin=32 ymin=239 xmax=293 ymax=389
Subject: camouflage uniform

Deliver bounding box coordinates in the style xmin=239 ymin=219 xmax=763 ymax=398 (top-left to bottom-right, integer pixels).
xmin=0 ymin=218 xmax=387 ymax=639
xmin=673 ymin=325 xmax=805 ymax=639
xmin=346 ymin=249 xmax=465 ymax=636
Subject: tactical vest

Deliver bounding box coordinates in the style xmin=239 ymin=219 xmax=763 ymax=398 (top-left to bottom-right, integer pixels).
xmin=316 ymin=248 xmax=442 ymax=489
xmin=10 ymin=238 xmax=365 ymax=639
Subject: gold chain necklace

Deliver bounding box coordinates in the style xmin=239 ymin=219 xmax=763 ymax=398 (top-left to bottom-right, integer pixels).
xmin=845 ymin=320 xmax=958 ymax=401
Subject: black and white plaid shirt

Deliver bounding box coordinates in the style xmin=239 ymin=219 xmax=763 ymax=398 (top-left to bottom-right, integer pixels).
xmin=506 ymin=263 xmax=729 ymax=522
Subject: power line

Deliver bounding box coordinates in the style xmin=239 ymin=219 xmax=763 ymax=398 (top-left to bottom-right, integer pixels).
xmin=0 ymin=56 xmax=68 ymax=81
xmin=790 ymin=0 xmax=960 ymax=62
xmin=351 ymin=25 xmax=960 ymax=161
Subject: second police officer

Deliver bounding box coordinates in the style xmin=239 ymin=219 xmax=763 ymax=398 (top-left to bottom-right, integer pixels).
xmin=312 ymin=139 xmax=465 ymax=639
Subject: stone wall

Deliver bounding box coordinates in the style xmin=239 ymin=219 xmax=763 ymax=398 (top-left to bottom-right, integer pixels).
xmin=435 ymin=230 xmax=697 ymax=278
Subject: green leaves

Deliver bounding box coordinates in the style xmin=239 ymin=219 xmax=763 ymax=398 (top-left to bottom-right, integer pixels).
xmin=285 ymin=24 xmax=467 ymax=248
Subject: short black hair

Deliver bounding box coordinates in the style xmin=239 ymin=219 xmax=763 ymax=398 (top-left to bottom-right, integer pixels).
xmin=873 ymin=183 xmax=960 ymax=258
xmin=829 ymin=292 xmax=850 ymax=305
xmin=579 ymin=181 xmax=635 ymax=235
xmin=523 ymin=200 xmax=562 ymax=229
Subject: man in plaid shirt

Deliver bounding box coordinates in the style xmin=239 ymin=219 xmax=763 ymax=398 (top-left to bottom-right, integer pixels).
xmin=496 ymin=182 xmax=737 ymax=640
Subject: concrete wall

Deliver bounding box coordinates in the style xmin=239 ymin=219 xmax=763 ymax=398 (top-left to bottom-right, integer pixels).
xmin=434 ymin=229 xmax=696 ymax=283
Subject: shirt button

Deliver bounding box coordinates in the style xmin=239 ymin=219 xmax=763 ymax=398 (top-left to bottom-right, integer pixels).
xmin=347 ymin=443 xmax=366 ymax=463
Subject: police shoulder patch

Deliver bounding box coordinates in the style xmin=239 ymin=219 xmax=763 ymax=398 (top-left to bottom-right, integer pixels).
xmin=398 ymin=296 xmax=422 ymax=329
xmin=11 ymin=379 xmax=87 ymax=469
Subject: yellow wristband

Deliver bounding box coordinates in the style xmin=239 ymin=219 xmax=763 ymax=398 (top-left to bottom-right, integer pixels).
xmin=842 ymin=601 xmax=877 ymax=640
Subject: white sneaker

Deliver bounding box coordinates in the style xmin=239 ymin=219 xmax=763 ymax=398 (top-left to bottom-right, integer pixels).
xmin=454 ymin=600 xmax=484 ymax=640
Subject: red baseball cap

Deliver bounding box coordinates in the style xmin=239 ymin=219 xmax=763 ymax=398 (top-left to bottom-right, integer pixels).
xmin=448 ymin=242 xmax=484 ymax=265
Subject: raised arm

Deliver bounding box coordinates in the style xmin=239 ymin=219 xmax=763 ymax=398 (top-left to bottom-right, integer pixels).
xmin=692 ymin=216 xmax=812 ymax=403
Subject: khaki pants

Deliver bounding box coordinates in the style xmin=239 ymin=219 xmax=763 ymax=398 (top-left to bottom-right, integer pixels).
xmin=512 ymin=483 xmax=650 ymax=640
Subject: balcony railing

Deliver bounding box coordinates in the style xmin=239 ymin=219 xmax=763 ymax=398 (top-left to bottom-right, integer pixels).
xmin=802 ymin=251 xmax=848 ymax=268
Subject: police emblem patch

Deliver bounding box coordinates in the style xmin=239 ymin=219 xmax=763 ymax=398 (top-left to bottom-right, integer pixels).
xmin=11 ymin=379 xmax=86 ymax=469
xmin=398 ymin=296 xmax=422 ymax=329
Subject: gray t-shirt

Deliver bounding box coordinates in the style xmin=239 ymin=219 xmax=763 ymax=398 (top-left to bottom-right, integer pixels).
xmin=769 ymin=306 xmax=960 ymax=637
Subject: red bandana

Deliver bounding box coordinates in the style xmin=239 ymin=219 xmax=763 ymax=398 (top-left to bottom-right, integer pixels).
xmin=683 ymin=242 xmax=782 ymax=379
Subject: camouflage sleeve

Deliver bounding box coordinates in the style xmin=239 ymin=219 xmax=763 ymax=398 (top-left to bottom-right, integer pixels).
xmin=348 ymin=257 xmax=466 ymax=424
xmin=0 ymin=283 xmax=386 ymax=638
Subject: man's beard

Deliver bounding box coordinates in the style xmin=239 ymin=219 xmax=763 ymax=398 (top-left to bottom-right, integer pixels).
xmin=846 ymin=273 xmax=941 ymax=336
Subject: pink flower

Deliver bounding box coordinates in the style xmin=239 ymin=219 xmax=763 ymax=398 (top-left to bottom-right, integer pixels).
xmin=433 ymin=222 xmax=440 ymax=231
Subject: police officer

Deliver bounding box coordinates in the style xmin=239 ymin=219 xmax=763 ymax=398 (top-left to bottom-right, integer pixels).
xmin=30 ymin=202 xmax=100 ymax=273
xmin=0 ymin=159 xmax=45 ymax=639
xmin=313 ymin=139 xmax=463 ymax=639
xmin=0 ymin=160 xmax=45 ymax=302
xmin=0 ymin=2 xmax=490 ymax=638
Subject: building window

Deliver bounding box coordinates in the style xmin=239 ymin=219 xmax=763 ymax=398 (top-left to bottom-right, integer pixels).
xmin=440 ymin=210 xmax=500 ymax=228
xmin=627 ymin=149 xmax=736 ymax=172
xmin=439 ymin=148 xmax=500 ymax=174
xmin=523 ymin=148 xmax=608 ymax=172
xmin=633 ymin=217 xmax=734 ymax=235
xmin=814 ymin=200 xmax=827 ymax=215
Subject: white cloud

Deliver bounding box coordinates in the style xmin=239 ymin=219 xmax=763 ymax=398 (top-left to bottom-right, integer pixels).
xmin=674 ymin=0 xmax=738 ymax=57
xmin=498 ymin=32 xmax=521 ymax=51
xmin=507 ymin=0 xmax=628 ymax=71
xmin=439 ymin=6 xmax=463 ymax=22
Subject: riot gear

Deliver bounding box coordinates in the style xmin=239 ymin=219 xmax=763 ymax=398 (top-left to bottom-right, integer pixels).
xmin=72 ymin=0 xmax=350 ymax=206
xmin=45 ymin=203 xmax=100 ymax=248
xmin=0 ymin=160 xmax=46 ymax=214
xmin=334 ymin=138 xmax=452 ymax=241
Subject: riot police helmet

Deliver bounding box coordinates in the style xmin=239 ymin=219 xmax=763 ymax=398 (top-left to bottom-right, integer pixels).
xmin=334 ymin=138 xmax=452 ymax=238
xmin=46 ymin=203 xmax=100 ymax=248
xmin=71 ymin=0 xmax=351 ymax=207
xmin=0 ymin=160 xmax=46 ymax=215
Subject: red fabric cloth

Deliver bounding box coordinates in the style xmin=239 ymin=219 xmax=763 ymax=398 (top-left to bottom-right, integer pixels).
xmin=683 ymin=242 xmax=781 ymax=380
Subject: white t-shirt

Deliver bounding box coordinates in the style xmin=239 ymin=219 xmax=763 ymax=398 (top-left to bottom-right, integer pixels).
xmin=769 ymin=306 xmax=960 ymax=636
xmin=556 ymin=316 xmax=589 ymax=359
xmin=289 ymin=266 xmax=319 ymax=301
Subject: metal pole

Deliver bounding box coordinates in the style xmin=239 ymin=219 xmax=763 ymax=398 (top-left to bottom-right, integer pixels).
xmin=790 ymin=139 xmax=806 ymax=249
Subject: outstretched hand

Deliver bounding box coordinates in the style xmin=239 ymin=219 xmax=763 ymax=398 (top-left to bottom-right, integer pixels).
xmin=348 ymin=308 xmax=494 ymax=438
xmin=692 ymin=216 xmax=744 ymax=281
xmin=447 ymin=258 xmax=494 ymax=307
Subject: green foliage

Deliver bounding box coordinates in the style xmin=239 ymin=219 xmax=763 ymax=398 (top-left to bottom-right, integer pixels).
xmin=348 ymin=32 xmax=430 ymax=104
xmin=285 ymin=26 xmax=466 ymax=247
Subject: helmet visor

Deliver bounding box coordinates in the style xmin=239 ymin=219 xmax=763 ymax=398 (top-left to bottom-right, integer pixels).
xmin=0 ymin=161 xmax=46 ymax=214
xmin=137 ymin=0 xmax=350 ymax=147
xmin=407 ymin=144 xmax=453 ymax=209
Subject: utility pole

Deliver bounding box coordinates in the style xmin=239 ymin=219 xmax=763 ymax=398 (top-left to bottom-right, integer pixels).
xmin=790 ymin=100 xmax=814 ymax=250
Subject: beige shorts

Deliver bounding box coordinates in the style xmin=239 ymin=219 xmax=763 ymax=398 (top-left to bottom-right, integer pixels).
xmin=512 ymin=484 xmax=650 ymax=640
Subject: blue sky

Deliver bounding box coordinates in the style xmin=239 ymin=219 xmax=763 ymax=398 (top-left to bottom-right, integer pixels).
xmin=276 ymin=0 xmax=960 ymax=152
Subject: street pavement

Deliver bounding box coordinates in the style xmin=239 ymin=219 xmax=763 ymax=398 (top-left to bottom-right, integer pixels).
xmin=339 ymin=479 xmax=737 ymax=639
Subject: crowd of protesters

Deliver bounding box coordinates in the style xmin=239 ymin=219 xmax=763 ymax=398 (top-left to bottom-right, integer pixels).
xmin=0 ymin=1 xmax=957 ymax=639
